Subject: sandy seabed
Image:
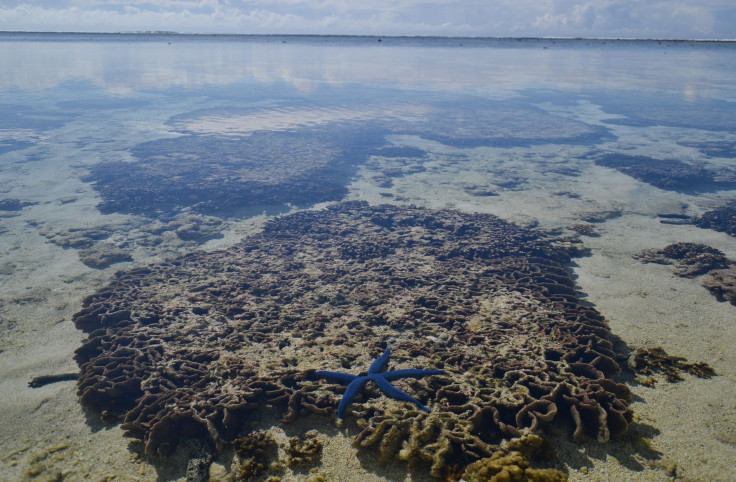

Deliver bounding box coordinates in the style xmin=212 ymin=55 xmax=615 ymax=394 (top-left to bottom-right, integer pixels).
xmin=2 ymin=137 xmax=736 ymax=481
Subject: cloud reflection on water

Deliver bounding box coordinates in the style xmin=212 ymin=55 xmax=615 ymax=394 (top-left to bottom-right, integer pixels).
xmin=0 ymin=35 xmax=734 ymax=103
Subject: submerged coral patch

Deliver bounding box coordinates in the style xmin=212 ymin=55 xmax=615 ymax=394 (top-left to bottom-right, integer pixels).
xmin=634 ymin=242 xmax=729 ymax=278
xmin=703 ymin=266 xmax=736 ymax=305
xmin=628 ymin=347 xmax=716 ymax=384
xmin=73 ymin=202 xmax=632 ymax=477
xmin=83 ymin=127 xmax=382 ymax=218
xmin=694 ymin=201 xmax=736 ymax=238
xmin=594 ymin=153 xmax=736 ymax=193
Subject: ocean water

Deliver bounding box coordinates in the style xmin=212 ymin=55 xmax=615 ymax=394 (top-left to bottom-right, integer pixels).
xmin=1 ymin=33 xmax=736 ymax=480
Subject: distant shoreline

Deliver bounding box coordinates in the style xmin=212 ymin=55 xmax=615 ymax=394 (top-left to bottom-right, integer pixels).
xmin=0 ymin=31 xmax=734 ymax=44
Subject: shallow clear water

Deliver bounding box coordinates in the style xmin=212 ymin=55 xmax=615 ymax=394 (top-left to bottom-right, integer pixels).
xmin=1 ymin=33 xmax=736 ymax=481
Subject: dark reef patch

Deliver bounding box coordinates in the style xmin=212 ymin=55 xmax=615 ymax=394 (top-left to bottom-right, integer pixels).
xmin=0 ymin=102 xmax=73 ymax=131
xmin=594 ymin=153 xmax=736 ymax=193
xmin=0 ymin=198 xmax=37 ymax=216
xmin=73 ymin=201 xmax=635 ymax=478
xmin=595 ymin=93 xmax=736 ymax=132
xmin=634 ymin=242 xmax=729 ymax=278
xmin=634 ymin=240 xmax=736 ymax=307
xmin=694 ymin=201 xmax=736 ymax=238
xmin=703 ymin=266 xmax=736 ymax=305
xmin=628 ymin=347 xmax=716 ymax=385
xmin=680 ymin=140 xmax=736 ymax=159
xmin=83 ymin=127 xmax=384 ymax=218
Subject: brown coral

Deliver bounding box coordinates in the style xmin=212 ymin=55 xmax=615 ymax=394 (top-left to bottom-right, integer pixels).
xmin=461 ymin=448 xmax=567 ymax=482
xmin=628 ymin=347 xmax=716 ymax=384
xmin=286 ymin=432 xmax=323 ymax=467
xmin=702 ymin=265 xmax=736 ymax=305
xmin=73 ymin=202 xmax=632 ymax=475
xmin=233 ymin=431 xmax=278 ymax=480
xmin=568 ymin=224 xmax=597 ymax=236
xmin=634 ymin=242 xmax=729 ymax=278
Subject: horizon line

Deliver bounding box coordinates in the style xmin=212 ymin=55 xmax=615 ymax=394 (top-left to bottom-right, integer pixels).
xmin=1 ymin=30 xmax=735 ymax=43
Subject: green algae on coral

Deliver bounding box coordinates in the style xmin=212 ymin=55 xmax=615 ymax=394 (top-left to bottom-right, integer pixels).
xmin=72 ymin=201 xmax=633 ymax=477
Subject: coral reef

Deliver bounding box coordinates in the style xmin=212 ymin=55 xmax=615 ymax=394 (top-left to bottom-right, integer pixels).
xmin=82 ymin=128 xmax=381 ymax=218
xmin=702 ymin=266 xmax=736 ymax=305
xmin=0 ymin=198 xmax=37 ymax=217
xmin=681 ymin=140 xmax=736 ymax=159
xmin=634 ymin=242 xmax=729 ymax=278
xmin=594 ymin=153 xmax=736 ymax=193
xmin=73 ymin=202 xmax=632 ymax=477
xmin=694 ymin=201 xmax=736 ymax=238
xmin=35 ymin=224 xmax=114 ymax=249
xmin=32 ymin=213 xmax=225 ymax=269
xmin=628 ymin=347 xmax=716 ymax=384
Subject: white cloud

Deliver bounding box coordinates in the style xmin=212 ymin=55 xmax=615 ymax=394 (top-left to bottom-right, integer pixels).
xmin=0 ymin=1 xmax=733 ymax=38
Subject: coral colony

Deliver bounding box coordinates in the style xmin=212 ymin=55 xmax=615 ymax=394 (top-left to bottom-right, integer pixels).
xmin=74 ymin=201 xmax=638 ymax=476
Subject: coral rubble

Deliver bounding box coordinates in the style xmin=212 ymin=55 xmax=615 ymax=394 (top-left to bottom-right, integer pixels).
xmin=634 ymin=242 xmax=729 ymax=278
xmin=73 ymin=202 xmax=632 ymax=477
xmin=628 ymin=347 xmax=716 ymax=384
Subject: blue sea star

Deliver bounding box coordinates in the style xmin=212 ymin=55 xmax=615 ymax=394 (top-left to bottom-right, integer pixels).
xmin=313 ymin=349 xmax=444 ymax=419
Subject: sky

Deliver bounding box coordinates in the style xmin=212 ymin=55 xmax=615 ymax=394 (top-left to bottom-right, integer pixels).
xmin=0 ymin=1 xmax=734 ymax=40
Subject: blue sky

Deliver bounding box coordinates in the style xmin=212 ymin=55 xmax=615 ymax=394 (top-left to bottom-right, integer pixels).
xmin=0 ymin=1 xmax=734 ymax=39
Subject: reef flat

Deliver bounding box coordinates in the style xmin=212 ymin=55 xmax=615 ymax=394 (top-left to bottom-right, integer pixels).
xmin=73 ymin=201 xmax=633 ymax=478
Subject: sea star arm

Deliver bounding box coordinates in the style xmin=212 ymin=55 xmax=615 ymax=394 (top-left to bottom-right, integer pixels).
xmin=313 ymin=370 xmax=359 ymax=384
xmin=371 ymin=375 xmax=431 ymax=413
xmin=337 ymin=377 xmax=369 ymax=419
xmin=382 ymin=369 xmax=444 ymax=381
xmin=368 ymin=349 xmax=391 ymax=374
